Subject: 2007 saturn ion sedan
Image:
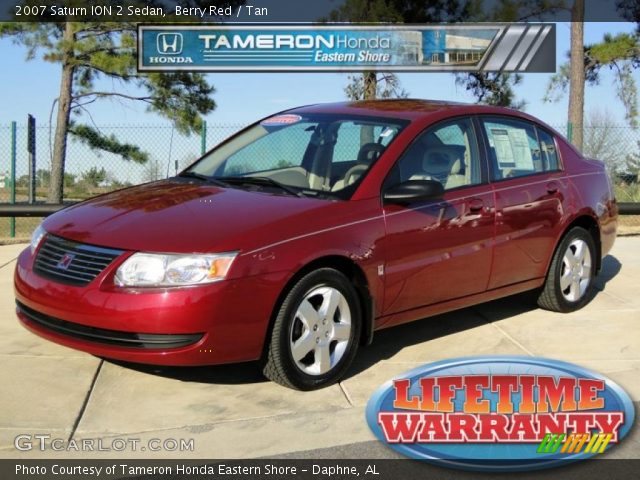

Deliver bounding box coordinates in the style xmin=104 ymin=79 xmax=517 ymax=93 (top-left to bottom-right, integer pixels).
xmin=15 ymin=100 xmax=618 ymax=390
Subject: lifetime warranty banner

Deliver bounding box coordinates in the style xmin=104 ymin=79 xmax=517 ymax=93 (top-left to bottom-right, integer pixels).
xmin=137 ymin=24 xmax=555 ymax=72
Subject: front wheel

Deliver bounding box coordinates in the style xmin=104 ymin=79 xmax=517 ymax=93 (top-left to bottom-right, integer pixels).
xmin=538 ymin=227 xmax=597 ymax=312
xmin=262 ymin=268 xmax=361 ymax=390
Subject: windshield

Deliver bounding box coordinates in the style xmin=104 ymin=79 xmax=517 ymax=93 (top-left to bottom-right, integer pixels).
xmin=186 ymin=113 xmax=407 ymax=199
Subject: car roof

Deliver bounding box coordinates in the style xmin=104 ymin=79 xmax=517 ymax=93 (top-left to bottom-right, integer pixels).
xmin=287 ymin=99 xmax=535 ymax=122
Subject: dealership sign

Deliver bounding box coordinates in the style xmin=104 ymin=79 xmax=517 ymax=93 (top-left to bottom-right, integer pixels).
xmin=366 ymin=356 xmax=634 ymax=471
xmin=138 ymin=25 xmax=555 ymax=72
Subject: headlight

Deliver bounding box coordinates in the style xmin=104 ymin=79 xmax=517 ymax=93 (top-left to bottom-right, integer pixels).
xmin=114 ymin=252 xmax=238 ymax=287
xmin=30 ymin=224 xmax=46 ymax=254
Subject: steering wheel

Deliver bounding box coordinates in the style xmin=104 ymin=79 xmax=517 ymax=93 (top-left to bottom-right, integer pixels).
xmin=340 ymin=143 xmax=386 ymax=188
xmin=341 ymin=164 xmax=369 ymax=187
xmin=409 ymin=173 xmax=438 ymax=182
xmin=357 ymin=143 xmax=386 ymax=164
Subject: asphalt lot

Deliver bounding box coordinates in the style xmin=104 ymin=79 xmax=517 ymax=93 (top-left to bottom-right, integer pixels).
xmin=1 ymin=237 xmax=639 ymax=460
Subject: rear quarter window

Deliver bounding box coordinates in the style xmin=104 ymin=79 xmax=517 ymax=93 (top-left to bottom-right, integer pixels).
xmin=536 ymin=127 xmax=560 ymax=171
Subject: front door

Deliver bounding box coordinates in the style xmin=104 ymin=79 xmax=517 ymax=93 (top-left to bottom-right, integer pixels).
xmin=382 ymin=118 xmax=495 ymax=318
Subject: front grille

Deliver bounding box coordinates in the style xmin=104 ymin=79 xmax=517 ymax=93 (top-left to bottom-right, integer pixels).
xmin=34 ymin=235 xmax=123 ymax=286
xmin=17 ymin=301 xmax=204 ymax=349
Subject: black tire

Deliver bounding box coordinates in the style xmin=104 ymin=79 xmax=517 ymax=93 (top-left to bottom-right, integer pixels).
xmin=537 ymin=227 xmax=597 ymax=312
xmin=262 ymin=268 xmax=361 ymax=390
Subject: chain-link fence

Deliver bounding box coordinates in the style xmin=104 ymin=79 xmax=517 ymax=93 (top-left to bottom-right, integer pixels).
xmin=557 ymin=124 xmax=640 ymax=196
xmin=553 ymin=125 xmax=640 ymax=230
xmin=0 ymin=122 xmax=245 ymax=239
xmin=1 ymin=122 xmax=639 ymax=239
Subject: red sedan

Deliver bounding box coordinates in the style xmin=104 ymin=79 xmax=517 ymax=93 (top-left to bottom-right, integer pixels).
xmin=15 ymin=100 xmax=618 ymax=389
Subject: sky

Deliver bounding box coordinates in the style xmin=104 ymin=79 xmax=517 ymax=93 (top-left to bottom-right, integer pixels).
xmin=0 ymin=21 xmax=638 ymax=184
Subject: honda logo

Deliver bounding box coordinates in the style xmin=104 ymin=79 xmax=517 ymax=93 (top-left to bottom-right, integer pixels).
xmin=157 ymin=33 xmax=183 ymax=55
xmin=56 ymin=253 xmax=75 ymax=271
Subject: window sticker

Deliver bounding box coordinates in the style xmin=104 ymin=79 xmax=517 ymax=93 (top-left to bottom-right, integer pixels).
xmin=491 ymin=127 xmax=534 ymax=170
xmin=491 ymin=129 xmax=515 ymax=168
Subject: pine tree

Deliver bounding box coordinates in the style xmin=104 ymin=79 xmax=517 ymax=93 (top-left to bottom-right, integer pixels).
xmin=327 ymin=0 xmax=564 ymax=107
xmin=545 ymin=6 xmax=640 ymax=145
xmin=1 ymin=1 xmax=243 ymax=202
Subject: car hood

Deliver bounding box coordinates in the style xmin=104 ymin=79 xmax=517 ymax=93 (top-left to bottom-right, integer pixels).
xmin=42 ymin=179 xmax=336 ymax=253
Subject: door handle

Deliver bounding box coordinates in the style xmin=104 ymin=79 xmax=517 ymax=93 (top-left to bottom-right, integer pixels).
xmin=546 ymin=182 xmax=559 ymax=194
xmin=468 ymin=198 xmax=484 ymax=212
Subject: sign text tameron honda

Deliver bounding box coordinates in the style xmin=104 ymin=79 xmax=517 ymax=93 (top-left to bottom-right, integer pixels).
xmin=138 ymin=25 xmax=555 ymax=72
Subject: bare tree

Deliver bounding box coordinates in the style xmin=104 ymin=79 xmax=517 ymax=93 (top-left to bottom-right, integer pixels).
xmin=142 ymin=160 xmax=163 ymax=183
xmin=583 ymin=109 xmax=626 ymax=176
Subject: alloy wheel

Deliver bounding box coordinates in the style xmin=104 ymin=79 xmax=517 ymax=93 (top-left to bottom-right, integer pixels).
xmin=560 ymin=238 xmax=592 ymax=302
xmin=289 ymin=286 xmax=352 ymax=376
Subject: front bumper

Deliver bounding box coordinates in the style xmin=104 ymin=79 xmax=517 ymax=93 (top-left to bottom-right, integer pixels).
xmin=17 ymin=301 xmax=204 ymax=349
xmin=14 ymin=246 xmax=288 ymax=366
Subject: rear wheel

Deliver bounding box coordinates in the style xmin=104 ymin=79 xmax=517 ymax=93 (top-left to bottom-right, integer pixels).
xmin=263 ymin=268 xmax=361 ymax=390
xmin=538 ymin=227 xmax=596 ymax=312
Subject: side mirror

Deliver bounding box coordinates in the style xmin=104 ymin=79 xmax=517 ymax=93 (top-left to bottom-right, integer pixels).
xmin=383 ymin=180 xmax=444 ymax=204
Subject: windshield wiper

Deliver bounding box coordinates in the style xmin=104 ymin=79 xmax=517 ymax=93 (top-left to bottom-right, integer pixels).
xmin=218 ymin=176 xmax=306 ymax=197
xmin=177 ymin=171 xmax=229 ymax=187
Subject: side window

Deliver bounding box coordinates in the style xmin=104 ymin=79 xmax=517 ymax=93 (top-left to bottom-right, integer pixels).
xmin=387 ymin=118 xmax=481 ymax=190
xmin=482 ymin=117 xmax=546 ymax=180
xmin=536 ymin=127 xmax=560 ymax=171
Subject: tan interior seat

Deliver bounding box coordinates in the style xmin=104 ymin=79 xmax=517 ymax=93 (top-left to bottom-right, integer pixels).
xmin=331 ymin=166 xmax=366 ymax=191
xmin=409 ymin=147 xmax=455 ymax=182
xmin=445 ymin=158 xmax=467 ymax=189
xmin=409 ymin=146 xmax=467 ymax=190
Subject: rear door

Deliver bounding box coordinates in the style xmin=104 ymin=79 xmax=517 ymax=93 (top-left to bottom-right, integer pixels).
xmin=478 ymin=116 xmax=568 ymax=289
xmin=381 ymin=117 xmax=495 ymax=318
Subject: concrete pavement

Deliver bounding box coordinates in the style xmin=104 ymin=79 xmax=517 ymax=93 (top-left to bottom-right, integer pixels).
xmin=1 ymin=238 xmax=638 ymax=459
